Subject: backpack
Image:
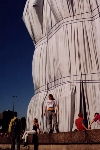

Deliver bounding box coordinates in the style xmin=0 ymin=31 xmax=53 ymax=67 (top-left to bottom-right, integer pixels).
xmin=11 ymin=118 xmax=21 ymax=132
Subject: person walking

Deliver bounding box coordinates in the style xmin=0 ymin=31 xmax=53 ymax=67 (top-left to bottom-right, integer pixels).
xmin=44 ymin=94 xmax=59 ymax=133
xmin=75 ymin=113 xmax=88 ymax=131
xmin=22 ymin=118 xmax=40 ymax=147
xmin=8 ymin=112 xmax=21 ymax=150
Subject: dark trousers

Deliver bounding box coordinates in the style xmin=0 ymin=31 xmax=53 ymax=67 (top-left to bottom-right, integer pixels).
xmin=47 ymin=110 xmax=58 ymax=130
xmin=11 ymin=131 xmax=20 ymax=150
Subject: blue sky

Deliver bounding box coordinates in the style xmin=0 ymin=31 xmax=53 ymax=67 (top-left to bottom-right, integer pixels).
xmin=0 ymin=0 xmax=35 ymax=118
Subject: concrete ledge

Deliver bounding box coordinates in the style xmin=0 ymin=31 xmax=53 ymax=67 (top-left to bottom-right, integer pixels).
xmin=0 ymin=137 xmax=11 ymax=144
xmin=35 ymin=129 xmax=100 ymax=144
xmin=0 ymin=130 xmax=100 ymax=150
xmin=37 ymin=144 xmax=100 ymax=150
xmin=0 ymin=144 xmax=34 ymax=150
xmin=1 ymin=144 xmax=100 ymax=150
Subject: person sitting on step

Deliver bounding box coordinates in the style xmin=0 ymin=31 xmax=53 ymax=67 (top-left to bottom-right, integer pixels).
xmin=22 ymin=118 xmax=40 ymax=147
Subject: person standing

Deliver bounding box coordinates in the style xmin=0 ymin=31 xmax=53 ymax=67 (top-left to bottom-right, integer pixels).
xmin=44 ymin=94 xmax=59 ymax=133
xmin=88 ymin=112 xmax=100 ymax=129
xmin=8 ymin=112 xmax=21 ymax=150
xmin=75 ymin=113 xmax=88 ymax=131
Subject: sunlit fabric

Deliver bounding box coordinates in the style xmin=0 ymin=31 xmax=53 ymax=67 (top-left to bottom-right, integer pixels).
xmin=23 ymin=0 xmax=100 ymax=132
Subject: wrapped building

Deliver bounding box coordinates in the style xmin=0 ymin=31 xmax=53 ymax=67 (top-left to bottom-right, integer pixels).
xmin=23 ymin=0 xmax=100 ymax=132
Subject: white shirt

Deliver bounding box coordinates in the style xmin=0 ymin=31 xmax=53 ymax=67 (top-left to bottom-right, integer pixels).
xmin=45 ymin=99 xmax=57 ymax=110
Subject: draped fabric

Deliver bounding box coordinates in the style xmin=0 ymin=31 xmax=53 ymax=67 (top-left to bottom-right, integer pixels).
xmin=23 ymin=0 xmax=100 ymax=132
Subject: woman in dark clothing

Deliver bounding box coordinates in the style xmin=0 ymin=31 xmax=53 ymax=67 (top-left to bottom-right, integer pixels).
xmin=22 ymin=118 xmax=40 ymax=147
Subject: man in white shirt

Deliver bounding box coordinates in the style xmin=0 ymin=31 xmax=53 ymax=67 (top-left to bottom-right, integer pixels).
xmin=44 ymin=94 xmax=59 ymax=133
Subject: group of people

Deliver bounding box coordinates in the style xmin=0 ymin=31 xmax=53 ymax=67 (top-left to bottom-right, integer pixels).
xmin=75 ymin=112 xmax=100 ymax=131
xmin=8 ymin=94 xmax=100 ymax=150
xmin=8 ymin=112 xmax=40 ymax=150
xmin=0 ymin=132 xmax=9 ymax=137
